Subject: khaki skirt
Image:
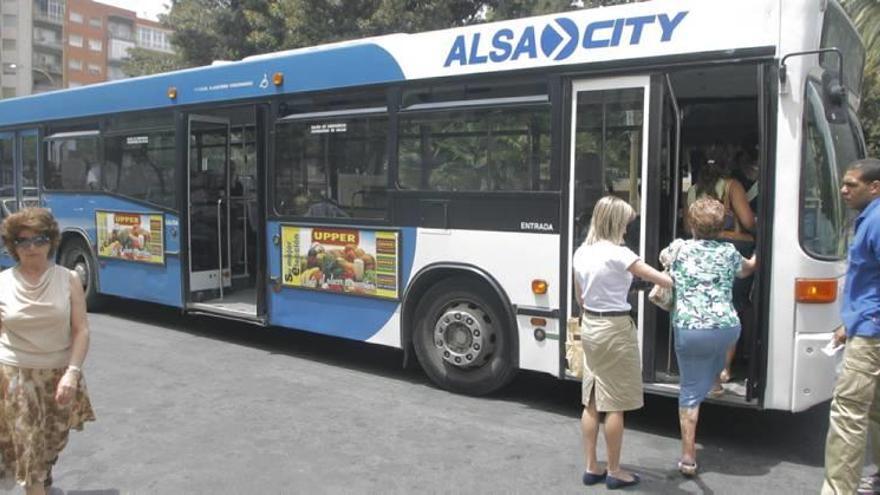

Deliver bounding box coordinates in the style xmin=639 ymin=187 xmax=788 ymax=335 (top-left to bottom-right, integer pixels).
xmin=0 ymin=364 xmax=95 ymax=487
xmin=581 ymin=315 xmax=643 ymax=412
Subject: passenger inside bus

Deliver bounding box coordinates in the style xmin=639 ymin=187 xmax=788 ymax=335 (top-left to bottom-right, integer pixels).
xmin=304 ymin=190 xmax=349 ymax=218
xmin=681 ymin=144 xmax=758 ymax=386
xmin=732 ymin=147 xmax=760 ymax=215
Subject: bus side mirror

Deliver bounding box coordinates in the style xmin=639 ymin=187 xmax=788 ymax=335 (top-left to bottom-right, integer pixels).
xmin=821 ymin=71 xmax=849 ymax=125
xmin=779 ymin=48 xmax=849 ymax=124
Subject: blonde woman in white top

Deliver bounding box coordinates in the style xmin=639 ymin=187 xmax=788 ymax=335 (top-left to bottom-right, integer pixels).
xmin=573 ymin=196 xmax=672 ymax=490
xmin=0 ymin=208 xmax=95 ymax=494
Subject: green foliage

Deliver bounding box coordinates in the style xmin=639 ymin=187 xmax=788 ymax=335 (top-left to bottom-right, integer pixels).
xmin=581 ymin=0 xmax=643 ymax=6
xmin=121 ymin=48 xmax=185 ymax=78
xmin=124 ymin=0 xmax=644 ymax=77
xmin=861 ymin=71 xmax=880 ymax=156
xmin=160 ymin=0 xmax=487 ymax=69
xmin=841 ymin=0 xmax=880 ymax=155
xmin=484 ymin=0 xmax=578 ymax=21
xmin=843 ymin=0 xmax=880 ymax=71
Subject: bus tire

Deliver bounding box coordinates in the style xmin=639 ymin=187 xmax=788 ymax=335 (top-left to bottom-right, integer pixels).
xmin=412 ymin=277 xmax=517 ymax=396
xmin=60 ymin=239 xmax=103 ymax=311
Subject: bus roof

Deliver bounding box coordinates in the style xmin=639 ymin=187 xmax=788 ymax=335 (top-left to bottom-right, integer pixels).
xmin=0 ymin=0 xmax=783 ymax=129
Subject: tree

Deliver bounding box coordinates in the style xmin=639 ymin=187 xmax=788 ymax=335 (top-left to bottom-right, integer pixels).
xmin=842 ymin=0 xmax=880 ymax=156
xmin=124 ymin=0 xmax=645 ymax=77
xmin=843 ymin=0 xmax=880 ymax=71
xmin=121 ymin=48 xmax=185 ymax=78
xmin=484 ymin=0 xmax=578 ymax=21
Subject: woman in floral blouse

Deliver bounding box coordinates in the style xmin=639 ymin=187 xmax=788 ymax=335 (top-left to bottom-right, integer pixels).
xmin=663 ymin=197 xmax=756 ymax=477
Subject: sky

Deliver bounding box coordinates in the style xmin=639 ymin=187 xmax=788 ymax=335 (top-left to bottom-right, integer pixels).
xmin=96 ymin=0 xmax=169 ymax=21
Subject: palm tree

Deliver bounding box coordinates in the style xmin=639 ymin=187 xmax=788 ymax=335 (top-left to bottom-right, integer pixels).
xmin=842 ymin=0 xmax=880 ymax=72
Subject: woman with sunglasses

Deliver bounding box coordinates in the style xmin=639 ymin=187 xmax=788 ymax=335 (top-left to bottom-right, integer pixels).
xmin=0 ymin=208 xmax=95 ymax=494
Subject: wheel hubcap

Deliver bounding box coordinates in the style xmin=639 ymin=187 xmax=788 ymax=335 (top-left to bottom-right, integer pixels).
xmin=73 ymin=256 xmax=89 ymax=290
xmin=433 ymin=302 xmax=494 ymax=369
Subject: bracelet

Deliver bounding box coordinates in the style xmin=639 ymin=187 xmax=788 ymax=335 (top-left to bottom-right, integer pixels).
xmin=66 ymin=365 xmax=82 ymax=375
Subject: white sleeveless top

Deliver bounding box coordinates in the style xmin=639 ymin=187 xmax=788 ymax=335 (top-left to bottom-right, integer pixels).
xmin=0 ymin=264 xmax=73 ymax=368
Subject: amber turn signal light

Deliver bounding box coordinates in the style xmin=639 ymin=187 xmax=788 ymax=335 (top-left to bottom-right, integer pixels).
xmin=531 ymin=279 xmax=548 ymax=295
xmin=795 ymin=278 xmax=837 ymax=303
xmin=166 ymin=86 xmax=177 ymax=100
xmin=273 ymin=72 xmax=284 ymax=86
xmin=530 ymin=317 xmax=547 ymax=327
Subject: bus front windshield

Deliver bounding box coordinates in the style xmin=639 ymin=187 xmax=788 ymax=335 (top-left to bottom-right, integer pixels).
xmin=800 ymin=80 xmax=865 ymax=259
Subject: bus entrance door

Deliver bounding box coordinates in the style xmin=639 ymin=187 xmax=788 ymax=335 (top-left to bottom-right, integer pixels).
xmin=567 ymin=76 xmax=651 ymax=374
xmin=187 ymin=116 xmax=233 ymax=304
xmin=0 ymin=129 xmax=39 ymax=217
xmin=0 ymin=130 xmax=39 ymax=268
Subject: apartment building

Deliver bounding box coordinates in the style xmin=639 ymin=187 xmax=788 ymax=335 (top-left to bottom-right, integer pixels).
xmin=0 ymin=0 xmax=173 ymax=98
xmin=1 ymin=0 xmax=64 ymax=98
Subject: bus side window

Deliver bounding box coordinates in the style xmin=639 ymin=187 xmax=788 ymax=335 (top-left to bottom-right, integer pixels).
xmin=46 ymin=133 xmax=99 ymax=191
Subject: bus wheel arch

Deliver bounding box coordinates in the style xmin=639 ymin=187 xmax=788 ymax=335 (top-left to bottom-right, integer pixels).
xmin=403 ymin=266 xmax=519 ymax=395
xmin=58 ymin=232 xmax=103 ymax=310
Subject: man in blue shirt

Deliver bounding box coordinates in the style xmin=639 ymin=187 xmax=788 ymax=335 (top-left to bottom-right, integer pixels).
xmin=823 ymin=158 xmax=880 ymax=495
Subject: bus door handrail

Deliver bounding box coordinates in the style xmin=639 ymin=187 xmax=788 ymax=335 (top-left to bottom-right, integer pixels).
xmin=217 ymin=196 xmax=224 ymax=300
xmin=664 ymin=73 xmax=682 ymax=377
xmin=228 ymin=195 xmax=254 ymax=277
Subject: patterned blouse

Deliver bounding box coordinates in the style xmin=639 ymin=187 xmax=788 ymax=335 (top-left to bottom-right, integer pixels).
xmin=665 ymin=239 xmax=744 ymax=330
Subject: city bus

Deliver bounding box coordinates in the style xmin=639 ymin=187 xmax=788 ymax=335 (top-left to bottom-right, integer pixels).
xmin=0 ymin=0 xmax=865 ymax=411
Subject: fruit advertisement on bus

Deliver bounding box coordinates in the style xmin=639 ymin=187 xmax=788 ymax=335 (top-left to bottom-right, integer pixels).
xmin=96 ymin=210 xmax=165 ymax=264
xmin=280 ymin=225 xmax=399 ymax=300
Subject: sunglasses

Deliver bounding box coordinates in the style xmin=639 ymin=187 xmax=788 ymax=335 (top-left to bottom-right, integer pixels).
xmin=13 ymin=234 xmax=51 ymax=249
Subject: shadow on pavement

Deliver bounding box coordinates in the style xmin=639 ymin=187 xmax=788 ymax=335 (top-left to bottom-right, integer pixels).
xmin=49 ymin=489 xmax=120 ymax=495
xmin=97 ymin=297 xmax=830 ymax=481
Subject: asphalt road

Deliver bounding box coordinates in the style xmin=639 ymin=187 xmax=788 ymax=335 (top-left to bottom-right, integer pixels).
xmin=44 ymin=299 xmax=845 ymax=494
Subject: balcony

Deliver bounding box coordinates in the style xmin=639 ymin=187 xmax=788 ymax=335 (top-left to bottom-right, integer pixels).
xmin=108 ymin=31 xmax=135 ymax=42
xmin=32 ymin=60 xmax=62 ymax=76
xmin=33 ymin=11 xmax=63 ymax=27
xmin=32 ymin=36 xmax=62 ymax=53
xmin=108 ymin=38 xmax=135 ymax=62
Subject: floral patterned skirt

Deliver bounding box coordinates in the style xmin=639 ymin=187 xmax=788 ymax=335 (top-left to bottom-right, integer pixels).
xmin=0 ymin=364 xmax=95 ymax=487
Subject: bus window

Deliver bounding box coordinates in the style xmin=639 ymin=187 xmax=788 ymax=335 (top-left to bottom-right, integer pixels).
xmin=45 ymin=131 xmax=99 ymax=191
xmin=0 ymin=135 xmax=13 ymax=215
xmin=102 ymin=111 xmax=176 ymax=208
xmin=398 ymin=105 xmax=551 ymax=192
xmin=800 ymin=80 xmax=864 ymax=258
xmin=103 ymin=131 xmax=175 ymax=208
xmin=20 ymin=134 xmax=39 ymax=207
xmin=275 ymin=111 xmax=389 ymax=220
xmin=820 ymin=2 xmax=865 ymax=97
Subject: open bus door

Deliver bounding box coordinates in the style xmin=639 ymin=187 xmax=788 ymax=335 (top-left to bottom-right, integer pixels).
xmin=642 ymin=67 xmax=771 ymax=406
xmin=183 ymin=107 xmax=265 ymax=323
xmin=641 ymin=74 xmax=680 ymax=386
xmin=186 ymin=116 xmax=233 ymax=305
xmin=567 ymin=75 xmax=651 ymax=369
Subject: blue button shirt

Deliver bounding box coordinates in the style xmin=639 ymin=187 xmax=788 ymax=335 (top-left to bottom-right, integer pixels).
xmin=842 ymin=197 xmax=880 ymax=338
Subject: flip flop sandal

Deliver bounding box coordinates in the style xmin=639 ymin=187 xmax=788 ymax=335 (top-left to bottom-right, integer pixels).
xmin=678 ymin=460 xmax=698 ymax=477
xmin=708 ymin=386 xmax=725 ymax=398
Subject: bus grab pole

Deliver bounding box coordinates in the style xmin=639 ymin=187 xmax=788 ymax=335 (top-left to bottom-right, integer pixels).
xmin=217 ymin=196 xmax=224 ymax=300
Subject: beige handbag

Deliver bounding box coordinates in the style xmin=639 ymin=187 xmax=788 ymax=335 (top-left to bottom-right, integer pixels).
xmin=649 ymin=240 xmax=684 ymax=312
xmin=565 ymin=316 xmax=585 ymax=379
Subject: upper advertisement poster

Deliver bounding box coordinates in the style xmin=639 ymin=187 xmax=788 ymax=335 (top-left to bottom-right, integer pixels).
xmin=96 ymin=210 xmax=165 ymax=264
xmin=281 ymin=225 xmax=399 ymax=300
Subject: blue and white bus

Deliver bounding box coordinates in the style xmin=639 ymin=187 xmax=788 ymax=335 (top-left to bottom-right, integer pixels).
xmin=0 ymin=0 xmax=865 ymax=411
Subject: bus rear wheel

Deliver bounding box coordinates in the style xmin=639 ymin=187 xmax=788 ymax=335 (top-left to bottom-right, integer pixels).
xmin=60 ymin=238 xmax=103 ymax=310
xmin=412 ymin=277 xmax=517 ymax=396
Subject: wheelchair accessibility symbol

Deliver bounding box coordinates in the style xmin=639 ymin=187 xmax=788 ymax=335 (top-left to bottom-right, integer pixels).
xmin=259 ymin=73 xmax=269 ymax=89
